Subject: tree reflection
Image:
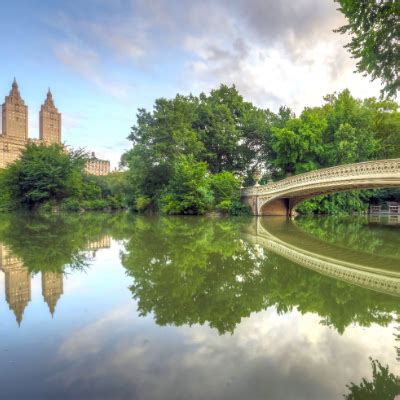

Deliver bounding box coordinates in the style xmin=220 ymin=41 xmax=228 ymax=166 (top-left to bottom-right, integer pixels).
xmin=343 ymin=358 xmax=400 ymax=400
xmin=0 ymin=212 xmax=130 ymax=273
xmin=296 ymin=215 xmax=400 ymax=258
xmin=0 ymin=212 xmax=398 ymax=334
xmin=121 ymin=216 xmax=267 ymax=333
xmin=121 ymin=216 xmax=400 ymax=334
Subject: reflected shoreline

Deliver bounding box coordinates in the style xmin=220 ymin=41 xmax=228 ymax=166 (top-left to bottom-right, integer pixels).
xmin=0 ymin=212 xmax=399 ymax=333
xmin=244 ymin=217 xmax=400 ymax=297
xmin=0 ymin=236 xmax=111 ymax=325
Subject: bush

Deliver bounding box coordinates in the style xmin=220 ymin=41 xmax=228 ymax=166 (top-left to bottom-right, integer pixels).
xmin=216 ymin=199 xmax=233 ymax=214
xmin=230 ymin=200 xmax=251 ymax=216
xmin=297 ymin=191 xmax=372 ymax=215
xmin=136 ymin=196 xmax=152 ymax=212
xmin=5 ymin=143 xmax=86 ymax=209
xmin=0 ymin=169 xmax=12 ymax=211
xmin=210 ymin=172 xmax=240 ymax=205
xmin=61 ymin=198 xmax=81 ymax=212
xmin=161 ymin=156 xmax=213 ymax=215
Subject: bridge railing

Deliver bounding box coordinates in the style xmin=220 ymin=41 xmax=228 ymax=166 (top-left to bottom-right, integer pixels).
xmin=241 ymin=159 xmax=400 ymax=196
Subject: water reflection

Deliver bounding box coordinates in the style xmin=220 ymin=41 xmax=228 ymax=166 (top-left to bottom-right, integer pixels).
xmin=0 ymin=213 xmax=399 ymax=399
xmin=0 ymin=213 xmax=116 ymax=324
xmin=0 ymin=239 xmax=110 ymax=324
xmin=121 ymin=216 xmax=400 ymax=335
xmin=344 ymin=358 xmax=400 ymax=399
xmin=0 ymin=213 xmax=399 ymax=334
xmin=247 ymin=217 xmax=400 ymax=296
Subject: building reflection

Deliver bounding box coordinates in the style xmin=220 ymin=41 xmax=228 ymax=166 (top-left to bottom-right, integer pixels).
xmin=41 ymin=272 xmax=63 ymax=317
xmin=0 ymin=245 xmax=31 ymax=325
xmin=0 ymin=236 xmax=111 ymax=325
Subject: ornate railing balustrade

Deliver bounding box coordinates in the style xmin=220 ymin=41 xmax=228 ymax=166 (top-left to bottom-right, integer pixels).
xmin=241 ymin=159 xmax=400 ymax=215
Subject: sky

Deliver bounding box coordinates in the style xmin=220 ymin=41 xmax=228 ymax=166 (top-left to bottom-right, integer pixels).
xmin=0 ymin=0 xmax=383 ymax=168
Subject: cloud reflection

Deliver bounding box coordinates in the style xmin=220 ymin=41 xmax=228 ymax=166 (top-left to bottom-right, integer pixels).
xmin=52 ymin=304 xmax=398 ymax=400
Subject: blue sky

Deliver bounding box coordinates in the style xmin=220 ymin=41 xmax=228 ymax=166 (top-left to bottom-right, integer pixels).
xmin=0 ymin=0 xmax=382 ymax=168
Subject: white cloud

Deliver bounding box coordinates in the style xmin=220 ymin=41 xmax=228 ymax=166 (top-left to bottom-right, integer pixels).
xmin=49 ymin=0 xmax=383 ymax=112
xmin=54 ymin=42 xmax=131 ymax=99
xmin=43 ymin=0 xmax=386 ymax=166
xmin=177 ymin=0 xmax=382 ymax=112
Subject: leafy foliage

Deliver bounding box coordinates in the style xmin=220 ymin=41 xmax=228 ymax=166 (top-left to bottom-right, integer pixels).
xmin=122 ymin=85 xmax=400 ymax=215
xmin=5 ymin=143 xmax=86 ymax=208
xmin=161 ymin=156 xmax=213 ymax=215
xmin=1 ymin=143 xmax=129 ymax=211
xmin=344 ymin=358 xmax=400 ymax=400
xmin=123 ymin=85 xmax=270 ymax=213
xmin=335 ymin=0 xmax=400 ymax=98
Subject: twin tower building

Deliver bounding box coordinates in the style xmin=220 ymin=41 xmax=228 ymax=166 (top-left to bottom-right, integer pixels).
xmin=0 ymin=79 xmax=110 ymax=175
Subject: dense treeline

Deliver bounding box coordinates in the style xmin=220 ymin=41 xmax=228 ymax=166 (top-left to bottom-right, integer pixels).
xmin=0 ymin=86 xmax=399 ymax=215
xmin=0 ymin=143 xmax=130 ymax=212
xmin=122 ymin=85 xmax=400 ymax=215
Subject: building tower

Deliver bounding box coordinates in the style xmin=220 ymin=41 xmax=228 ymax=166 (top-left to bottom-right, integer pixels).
xmin=41 ymin=272 xmax=64 ymax=316
xmin=1 ymin=78 xmax=28 ymax=140
xmin=0 ymin=245 xmax=31 ymax=326
xmin=39 ymin=88 xmax=61 ymax=144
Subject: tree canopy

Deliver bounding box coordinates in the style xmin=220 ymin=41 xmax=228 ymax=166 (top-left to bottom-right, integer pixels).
xmin=0 ymin=143 xmax=129 ymax=212
xmin=335 ymin=0 xmax=400 ymax=98
xmin=122 ymin=85 xmax=400 ymax=215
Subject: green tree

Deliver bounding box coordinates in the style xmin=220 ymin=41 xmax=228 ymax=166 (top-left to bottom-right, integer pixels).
xmin=365 ymin=97 xmax=400 ymax=158
xmin=123 ymin=94 xmax=203 ymax=208
xmin=270 ymin=109 xmax=326 ymax=176
xmin=122 ymin=85 xmax=399 ymax=215
xmin=335 ymin=0 xmax=400 ymax=97
xmin=0 ymin=169 xmax=11 ymax=211
xmin=161 ymin=156 xmax=213 ymax=215
xmin=194 ymin=85 xmax=271 ymax=175
xmin=4 ymin=143 xmax=86 ymax=209
xmin=321 ymin=90 xmax=380 ymax=165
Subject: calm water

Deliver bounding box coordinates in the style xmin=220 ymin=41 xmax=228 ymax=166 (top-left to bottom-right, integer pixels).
xmin=0 ymin=212 xmax=399 ymax=400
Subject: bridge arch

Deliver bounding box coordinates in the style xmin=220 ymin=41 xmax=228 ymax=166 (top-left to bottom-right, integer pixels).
xmin=242 ymin=217 xmax=400 ymax=297
xmin=241 ymin=159 xmax=400 ymax=216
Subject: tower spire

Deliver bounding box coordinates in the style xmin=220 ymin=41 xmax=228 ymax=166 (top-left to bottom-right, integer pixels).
xmin=9 ymin=77 xmax=21 ymax=98
xmin=44 ymin=88 xmax=55 ymax=107
xmin=2 ymin=77 xmax=27 ymax=139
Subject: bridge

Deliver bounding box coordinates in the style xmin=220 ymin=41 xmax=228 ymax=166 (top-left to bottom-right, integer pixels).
xmin=241 ymin=159 xmax=400 ymax=216
xmin=243 ymin=218 xmax=400 ymax=297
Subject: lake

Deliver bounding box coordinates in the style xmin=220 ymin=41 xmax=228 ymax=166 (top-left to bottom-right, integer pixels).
xmin=0 ymin=212 xmax=399 ymax=400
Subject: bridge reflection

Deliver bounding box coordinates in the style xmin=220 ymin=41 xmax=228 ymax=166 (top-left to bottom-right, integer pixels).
xmin=0 ymin=236 xmax=111 ymax=325
xmin=244 ymin=217 xmax=400 ymax=297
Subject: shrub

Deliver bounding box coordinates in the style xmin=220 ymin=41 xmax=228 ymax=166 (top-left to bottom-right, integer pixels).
xmin=210 ymin=172 xmax=240 ymax=205
xmin=61 ymin=198 xmax=81 ymax=212
xmin=5 ymin=143 xmax=86 ymax=209
xmin=230 ymin=200 xmax=251 ymax=216
xmin=136 ymin=196 xmax=152 ymax=212
xmin=216 ymin=200 xmax=233 ymax=214
xmin=161 ymin=156 xmax=213 ymax=215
